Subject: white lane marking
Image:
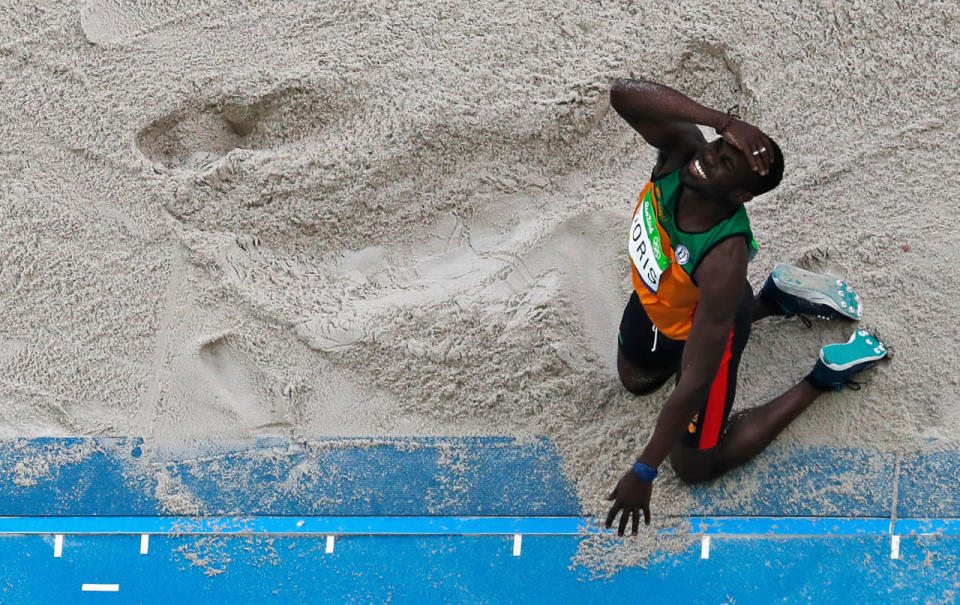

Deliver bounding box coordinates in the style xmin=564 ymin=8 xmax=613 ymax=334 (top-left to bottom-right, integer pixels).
xmin=53 ymin=534 xmax=63 ymax=558
xmin=513 ymin=534 xmax=522 ymax=557
xmin=82 ymin=584 xmax=119 ymax=592
xmin=890 ymin=535 xmax=900 ymax=560
xmin=325 ymin=535 xmax=335 ymax=554
xmin=140 ymin=534 xmax=149 ymax=555
xmin=700 ymin=536 xmax=711 ymax=560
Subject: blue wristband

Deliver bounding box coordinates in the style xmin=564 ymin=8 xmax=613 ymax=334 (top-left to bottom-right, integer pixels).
xmin=632 ymin=461 xmax=658 ymax=482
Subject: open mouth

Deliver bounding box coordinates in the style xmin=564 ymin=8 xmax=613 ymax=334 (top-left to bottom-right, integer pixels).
xmin=689 ymin=158 xmax=708 ymax=180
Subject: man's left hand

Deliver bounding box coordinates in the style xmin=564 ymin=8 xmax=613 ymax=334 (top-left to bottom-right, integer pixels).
xmin=604 ymin=468 xmax=653 ymax=536
xmin=719 ymin=118 xmax=774 ymax=175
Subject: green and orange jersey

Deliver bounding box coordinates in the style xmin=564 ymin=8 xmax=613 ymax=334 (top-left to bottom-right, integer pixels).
xmin=628 ymin=168 xmax=758 ymax=340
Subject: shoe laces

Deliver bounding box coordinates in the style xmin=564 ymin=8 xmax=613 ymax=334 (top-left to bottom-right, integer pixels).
xmin=843 ymin=380 xmax=862 ymax=391
xmin=796 ymin=312 xmax=835 ymax=329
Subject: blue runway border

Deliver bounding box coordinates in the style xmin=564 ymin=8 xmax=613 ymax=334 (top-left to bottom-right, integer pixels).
xmin=1 ymin=515 xmax=958 ymax=536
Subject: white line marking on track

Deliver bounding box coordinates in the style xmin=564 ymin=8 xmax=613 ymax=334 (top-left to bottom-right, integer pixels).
xmin=891 ymin=535 xmax=900 ymax=560
xmin=513 ymin=534 xmax=522 ymax=557
xmin=701 ymin=536 xmax=711 ymax=559
xmin=140 ymin=534 xmax=149 ymax=554
xmin=53 ymin=534 xmax=63 ymax=558
xmin=325 ymin=535 xmax=335 ymax=554
xmin=82 ymin=584 xmax=119 ymax=592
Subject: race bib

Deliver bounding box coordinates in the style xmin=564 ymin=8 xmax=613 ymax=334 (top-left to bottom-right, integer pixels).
xmin=627 ymin=197 xmax=670 ymax=293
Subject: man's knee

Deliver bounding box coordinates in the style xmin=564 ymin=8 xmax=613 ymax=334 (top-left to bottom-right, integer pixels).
xmin=617 ymin=350 xmax=673 ymax=395
xmin=669 ymin=444 xmax=718 ymax=485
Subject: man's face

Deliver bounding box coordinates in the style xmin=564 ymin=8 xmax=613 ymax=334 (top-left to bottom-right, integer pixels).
xmin=680 ymin=138 xmax=760 ymax=201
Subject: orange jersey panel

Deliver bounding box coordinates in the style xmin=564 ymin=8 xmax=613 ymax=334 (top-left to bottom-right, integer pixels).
xmin=629 ymin=184 xmax=700 ymax=340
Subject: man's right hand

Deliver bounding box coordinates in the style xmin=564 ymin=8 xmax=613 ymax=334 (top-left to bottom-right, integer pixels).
xmin=604 ymin=468 xmax=653 ymax=536
xmin=718 ymin=118 xmax=774 ymax=175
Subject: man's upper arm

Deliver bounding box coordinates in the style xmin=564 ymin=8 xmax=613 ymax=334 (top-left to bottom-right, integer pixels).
xmin=610 ymin=81 xmax=705 ymax=164
xmin=675 ymin=240 xmax=749 ymax=401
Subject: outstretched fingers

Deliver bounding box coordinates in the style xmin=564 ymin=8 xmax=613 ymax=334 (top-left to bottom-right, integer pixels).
xmin=605 ymin=503 xmax=650 ymax=536
xmin=605 ymin=495 xmax=620 ymax=530
xmin=618 ymin=507 xmax=630 ymax=536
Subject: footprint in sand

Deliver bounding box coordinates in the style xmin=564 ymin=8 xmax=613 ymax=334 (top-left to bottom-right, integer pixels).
xmin=295 ymin=316 xmax=368 ymax=354
xmin=668 ymin=40 xmax=758 ymax=122
xmin=80 ymin=0 xmax=206 ymax=46
xmin=136 ymin=86 xmax=344 ymax=170
xmin=197 ymin=335 xmax=271 ymax=428
xmin=0 ymin=340 xmax=25 ymax=367
xmin=216 ymin=234 xmax=262 ymax=281
xmin=794 ymin=246 xmax=852 ymax=279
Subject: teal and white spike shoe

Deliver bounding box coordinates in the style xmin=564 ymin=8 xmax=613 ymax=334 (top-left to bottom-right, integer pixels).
xmin=760 ymin=263 xmax=863 ymax=321
xmin=807 ymin=329 xmax=888 ymax=391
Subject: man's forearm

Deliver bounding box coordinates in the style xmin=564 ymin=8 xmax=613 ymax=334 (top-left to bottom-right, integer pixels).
xmin=610 ymin=79 xmax=729 ymax=131
xmin=636 ymin=384 xmax=710 ymax=469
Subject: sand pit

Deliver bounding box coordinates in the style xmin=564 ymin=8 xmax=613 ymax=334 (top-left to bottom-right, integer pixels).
xmin=2 ymin=0 xmax=959 ymax=568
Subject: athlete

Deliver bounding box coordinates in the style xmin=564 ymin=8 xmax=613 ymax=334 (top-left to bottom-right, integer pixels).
xmin=603 ymin=79 xmax=888 ymax=536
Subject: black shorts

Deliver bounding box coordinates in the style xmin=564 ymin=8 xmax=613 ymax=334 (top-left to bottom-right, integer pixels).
xmin=617 ymin=283 xmax=754 ymax=450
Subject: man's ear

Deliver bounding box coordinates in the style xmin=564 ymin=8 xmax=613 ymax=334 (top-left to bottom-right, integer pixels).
xmin=730 ymin=190 xmax=753 ymax=205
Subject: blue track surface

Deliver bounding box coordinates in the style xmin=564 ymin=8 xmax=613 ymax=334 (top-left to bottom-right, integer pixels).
xmin=4 ymin=533 xmax=960 ymax=603
xmin=0 ymin=438 xmax=958 ymax=603
xmin=0 ymin=437 xmax=579 ymax=516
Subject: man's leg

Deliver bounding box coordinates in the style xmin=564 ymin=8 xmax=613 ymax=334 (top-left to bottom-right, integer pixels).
xmin=671 ymin=327 xmax=888 ymax=484
xmin=617 ymin=351 xmax=674 ymax=396
xmin=616 ymin=292 xmax=684 ymax=395
xmin=714 ymin=380 xmax=824 ymax=472
xmin=670 ymin=380 xmax=823 ymax=484
xmin=752 ymin=295 xmax=781 ymax=322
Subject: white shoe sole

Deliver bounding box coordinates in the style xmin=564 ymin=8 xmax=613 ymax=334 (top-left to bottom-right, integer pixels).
xmin=820 ymin=330 xmax=887 ymax=371
xmin=772 ymin=263 xmax=863 ymax=320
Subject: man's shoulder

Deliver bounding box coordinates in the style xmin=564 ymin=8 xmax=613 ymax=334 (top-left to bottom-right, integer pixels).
xmin=693 ymin=241 xmax=749 ymax=321
xmin=693 ymin=237 xmax=749 ymax=289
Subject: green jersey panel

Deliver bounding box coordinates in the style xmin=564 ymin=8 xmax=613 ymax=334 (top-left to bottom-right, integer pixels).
xmin=652 ymin=169 xmax=759 ymax=278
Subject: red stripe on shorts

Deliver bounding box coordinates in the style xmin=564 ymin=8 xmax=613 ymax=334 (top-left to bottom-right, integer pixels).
xmin=698 ymin=329 xmax=735 ymax=450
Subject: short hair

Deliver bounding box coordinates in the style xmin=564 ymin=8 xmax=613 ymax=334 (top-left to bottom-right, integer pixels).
xmin=746 ymin=138 xmax=784 ymax=196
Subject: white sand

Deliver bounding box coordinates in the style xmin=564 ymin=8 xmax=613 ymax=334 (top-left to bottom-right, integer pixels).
xmin=2 ymin=0 xmax=959 ymax=556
